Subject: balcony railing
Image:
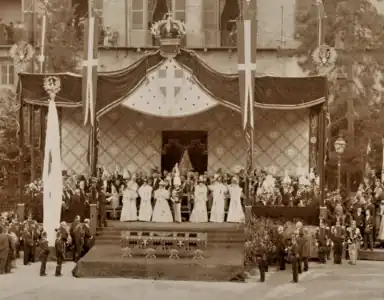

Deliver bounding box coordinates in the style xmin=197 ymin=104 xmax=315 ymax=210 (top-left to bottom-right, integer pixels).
xmin=1 ymin=24 xmax=237 ymax=49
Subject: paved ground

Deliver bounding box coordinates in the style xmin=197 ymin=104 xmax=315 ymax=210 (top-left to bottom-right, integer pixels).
xmin=1 ymin=259 xmax=383 ymax=300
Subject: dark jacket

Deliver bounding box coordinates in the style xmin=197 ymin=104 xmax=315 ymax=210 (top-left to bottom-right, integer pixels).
xmin=40 ymin=238 xmax=50 ymax=255
xmin=298 ymin=233 xmax=311 ymax=258
xmin=0 ymin=233 xmax=9 ymax=259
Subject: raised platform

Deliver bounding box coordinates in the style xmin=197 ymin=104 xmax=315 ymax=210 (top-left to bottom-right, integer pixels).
xmin=359 ymin=249 xmax=384 ymax=261
xmin=76 ymin=221 xmax=245 ymax=281
xmin=73 ymin=244 xmax=244 ymax=281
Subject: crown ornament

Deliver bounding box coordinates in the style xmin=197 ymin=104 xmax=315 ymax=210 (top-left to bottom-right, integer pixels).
xmin=150 ymin=12 xmax=187 ymax=58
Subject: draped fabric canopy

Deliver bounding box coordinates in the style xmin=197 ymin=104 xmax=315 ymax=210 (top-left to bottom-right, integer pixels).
xmin=18 ymin=49 xmax=327 ymax=113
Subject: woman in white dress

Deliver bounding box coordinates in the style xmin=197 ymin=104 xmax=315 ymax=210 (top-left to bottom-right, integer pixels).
xmin=120 ymin=177 xmax=138 ymax=222
xmin=378 ymin=200 xmax=384 ymax=243
xmin=152 ymin=180 xmax=173 ymax=222
xmin=227 ymin=176 xmax=245 ymax=223
xmin=190 ymin=176 xmax=208 ymax=223
xmin=209 ymin=174 xmax=228 ymax=223
xmin=138 ymin=177 xmax=153 ymax=221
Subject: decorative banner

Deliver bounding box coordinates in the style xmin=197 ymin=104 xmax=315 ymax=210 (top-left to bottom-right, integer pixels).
xmin=236 ymin=2 xmax=257 ymax=130
xmin=312 ymin=45 xmax=337 ymax=69
xmin=82 ymin=6 xmax=99 ymax=127
xmin=42 ymin=76 xmax=63 ymax=246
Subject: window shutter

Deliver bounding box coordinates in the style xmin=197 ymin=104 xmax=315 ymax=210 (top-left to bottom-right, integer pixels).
xmin=295 ymin=0 xmax=312 ymax=38
xmin=186 ymin=0 xmax=203 ymax=47
xmin=173 ymin=0 xmax=186 ymax=46
xmin=202 ymin=0 xmax=219 ymax=47
xmin=129 ymin=0 xmax=148 ymax=47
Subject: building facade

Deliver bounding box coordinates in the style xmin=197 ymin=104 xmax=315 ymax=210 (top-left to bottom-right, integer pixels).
xmin=4 ymin=0 xmax=327 ymax=176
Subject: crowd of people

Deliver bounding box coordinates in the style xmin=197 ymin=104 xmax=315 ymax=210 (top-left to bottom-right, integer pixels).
xmin=24 ymin=164 xmax=320 ymax=227
xmin=0 ymin=212 xmax=94 ymax=276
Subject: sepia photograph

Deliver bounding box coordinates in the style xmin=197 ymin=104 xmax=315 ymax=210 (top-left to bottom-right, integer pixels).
xmin=0 ymin=0 xmax=384 ymax=299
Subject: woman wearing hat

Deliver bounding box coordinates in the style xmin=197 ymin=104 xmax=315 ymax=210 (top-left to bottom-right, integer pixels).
xmin=152 ymin=180 xmax=173 ymax=222
xmin=190 ymin=176 xmax=208 ymax=223
xmin=209 ymin=174 xmax=228 ymax=223
xmin=227 ymin=176 xmax=245 ymax=223
xmin=138 ymin=177 xmax=153 ymax=222
xmin=120 ymin=173 xmax=138 ymax=222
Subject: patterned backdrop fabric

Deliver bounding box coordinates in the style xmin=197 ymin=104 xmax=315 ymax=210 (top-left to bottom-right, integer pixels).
xmin=61 ymin=106 xmax=309 ymax=176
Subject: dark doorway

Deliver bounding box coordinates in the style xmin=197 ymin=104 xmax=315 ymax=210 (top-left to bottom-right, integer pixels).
xmin=161 ymin=131 xmax=208 ymax=174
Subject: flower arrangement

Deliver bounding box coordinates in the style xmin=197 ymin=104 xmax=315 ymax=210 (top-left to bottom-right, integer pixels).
xmin=24 ymin=180 xmax=43 ymax=197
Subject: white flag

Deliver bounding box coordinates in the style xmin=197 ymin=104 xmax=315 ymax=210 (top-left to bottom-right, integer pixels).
xmin=42 ymin=100 xmax=63 ymax=246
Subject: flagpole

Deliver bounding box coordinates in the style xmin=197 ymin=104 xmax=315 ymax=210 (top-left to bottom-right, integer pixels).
xmin=316 ymin=0 xmax=327 ymax=238
xmin=381 ymin=138 xmax=384 ymax=182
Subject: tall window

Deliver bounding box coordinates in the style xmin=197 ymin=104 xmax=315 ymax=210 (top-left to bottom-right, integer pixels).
xmin=132 ymin=0 xmax=145 ymax=30
xmin=202 ymin=0 xmax=220 ymax=47
xmin=0 ymin=61 xmax=15 ymax=85
xmin=173 ymin=0 xmax=186 ymax=22
xmin=220 ymin=0 xmax=240 ymax=46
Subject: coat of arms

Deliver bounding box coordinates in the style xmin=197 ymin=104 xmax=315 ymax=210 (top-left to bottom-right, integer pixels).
xmin=312 ymin=45 xmax=337 ymax=68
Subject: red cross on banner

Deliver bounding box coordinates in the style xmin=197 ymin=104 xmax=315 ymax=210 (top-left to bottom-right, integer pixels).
xmin=237 ymin=0 xmax=257 ymax=130
xmin=82 ymin=4 xmax=99 ymax=127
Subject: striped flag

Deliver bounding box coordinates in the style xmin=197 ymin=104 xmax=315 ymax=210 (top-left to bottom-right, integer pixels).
xmin=82 ymin=4 xmax=99 ymax=127
xmin=237 ymin=0 xmax=257 ymax=131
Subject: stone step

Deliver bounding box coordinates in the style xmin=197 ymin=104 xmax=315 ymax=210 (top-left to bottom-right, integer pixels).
xmin=95 ymin=239 xmax=244 ymax=246
xmin=97 ymin=230 xmax=244 ymax=236
xmin=97 ymin=236 xmax=244 ymax=243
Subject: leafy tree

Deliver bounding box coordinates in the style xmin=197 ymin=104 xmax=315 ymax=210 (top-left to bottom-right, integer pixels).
xmin=38 ymin=0 xmax=83 ymax=73
xmin=294 ymin=0 xmax=384 ymax=184
xmin=0 ymin=89 xmax=21 ymax=190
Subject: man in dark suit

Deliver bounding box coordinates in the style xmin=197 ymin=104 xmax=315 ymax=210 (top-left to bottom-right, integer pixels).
xmin=276 ymin=226 xmax=286 ymax=270
xmin=39 ymin=231 xmax=50 ymax=276
xmin=0 ymin=226 xmax=9 ymax=274
xmin=298 ymin=228 xmax=310 ymax=272
xmin=96 ymin=180 xmax=108 ymax=228
xmin=70 ymin=216 xmax=83 ymax=262
xmin=55 ymin=232 xmax=65 ymax=277
xmin=22 ymin=228 xmax=34 ymax=265
xmin=364 ymin=209 xmax=374 ymax=251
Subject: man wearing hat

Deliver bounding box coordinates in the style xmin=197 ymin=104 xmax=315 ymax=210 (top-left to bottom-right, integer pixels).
xmin=39 ymin=231 xmax=50 ymax=276
xmin=55 ymin=231 xmax=65 ymax=277
xmin=70 ymin=216 xmax=83 ymax=262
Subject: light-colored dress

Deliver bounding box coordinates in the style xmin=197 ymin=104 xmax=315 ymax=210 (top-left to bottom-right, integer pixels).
xmin=378 ymin=203 xmax=384 ymax=241
xmin=190 ymin=184 xmax=208 ymax=223
xmin=120 ymin=181 xmax=138 ymax=222
xmin=138 ymin=184 xmax=153 ymax=222
xmin=110 ymin=185 xmax=120 ymax=210
xmin=152 ymin=188 xmax=173 ymax=222
xmin=227 ymin=184 xmax=245 ymax=223
xmin=209 ymin=183 xmax=227 ymax=223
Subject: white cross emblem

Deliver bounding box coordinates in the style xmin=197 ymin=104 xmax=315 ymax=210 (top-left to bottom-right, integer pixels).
xmin=157 ymin=64 xmax=184 ymax=101
xmin=82 ymin=16 xmax=98 ymax=126
xmin=237 ymin=20 xmax=256 ymax=129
